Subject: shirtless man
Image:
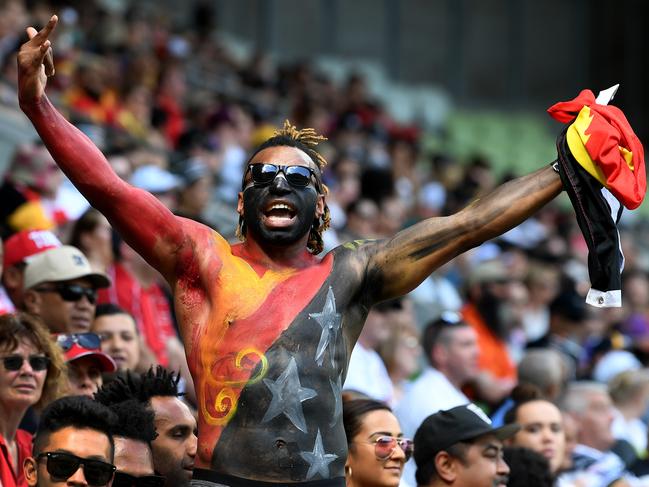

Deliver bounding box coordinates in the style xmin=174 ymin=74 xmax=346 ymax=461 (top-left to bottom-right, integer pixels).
xmin=18 ymin=16 xmax=563 ymax=486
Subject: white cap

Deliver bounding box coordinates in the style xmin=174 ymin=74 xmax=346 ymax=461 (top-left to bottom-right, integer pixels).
xmin=24 ymin=246 xmax=111 ymax=290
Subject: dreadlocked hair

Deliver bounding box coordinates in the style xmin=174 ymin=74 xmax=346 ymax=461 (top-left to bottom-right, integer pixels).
xmin=236 ymin=120 xmax=331 ymax=255
xmin=94 ymin=366 xmax=182 ymax=407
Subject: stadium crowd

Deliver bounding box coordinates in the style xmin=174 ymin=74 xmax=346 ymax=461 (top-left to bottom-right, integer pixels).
xmin=1 ymin=1 xmax=649 ymax=486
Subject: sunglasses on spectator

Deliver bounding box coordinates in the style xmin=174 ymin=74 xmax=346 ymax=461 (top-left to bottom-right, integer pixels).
xmin=1 ymin=354 xmax=49 ymax=372
xmin=34 ymin=283 xmax=97 ymax=304
xmin=56 ymin=332 xmax=102 ymax=351
xmin=112 ymin=471 xmax=166 ymax=487
xmin=356 ymin=436 xmax=414 ymax=461
xmin=246 ymin=163 xmax=319 ymax=189
xmin=37 ymin=452 xmax=115 ymax=486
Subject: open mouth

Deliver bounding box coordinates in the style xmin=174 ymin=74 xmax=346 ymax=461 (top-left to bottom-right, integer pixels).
xmin=263 ymin=202 xmax=297 ymax=227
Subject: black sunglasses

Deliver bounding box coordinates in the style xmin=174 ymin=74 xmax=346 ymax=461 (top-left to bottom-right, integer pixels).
xmin=37 ymin=452 xmax=115 ymax=486
xmin=2 ymin=354 xmax=49 ymax=372
xmin=56 ymin=332 xmax=102 ymax=352
xmin=112 ymin=471 xmax=166 ymax=487
xmin=34 ymin=283 xmax=97 ymax=304
xmin=247 ymin=163 xmax=318 ymax=189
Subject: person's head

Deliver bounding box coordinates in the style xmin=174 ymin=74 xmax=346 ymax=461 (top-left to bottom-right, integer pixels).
xmin=24 ymin=396 xmax=118 ymax=487
xmin=2 ymin=229 xmax=61 ymax=307
xmin=108 ymin=399 xmax=164 ymax=487
xmin=561 ymin=381 xmax=615 ymax=452
xmin=0 ymin=312 xmax=66 ymax=412
xmin=414 ymin=404 xmax=518 ymax=487
xmin=55 ymin=332 xmax=116 ymax=398
xmin=22 ymin=246 xmax=111 ymax=333
xmin=608 ymin=369 xmax=649 ymax=419
xmin=92 ymin=304 xmax=141 ymax=371
xmin=502 ymin=447 xmax=554 ymax=487
xmin=504 ymin=385 xmax=565 ymax=474
xmin=176 ymin=157 xmax=212 ymax=216
xmin=94 ymin=367 xmax=196 ymax=487
xmin=379 ymin=325 xmax=421 ymax=382
xmin=548 ymin=289 xmax=587 ymax=338
xmin=343 ymin=397 xmax=411 ymax=487
xmin=236 ymin=120 xmax=330 ymax=255
xmin=422 ymin=312 xmax=478 ymax=388
xmin=517 ymin=349 xmax=571 ymax=401
xmin=68 ymin=208 xmax=113 ymax=269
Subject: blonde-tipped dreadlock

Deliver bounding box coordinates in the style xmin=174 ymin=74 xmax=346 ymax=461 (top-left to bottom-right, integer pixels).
xmin=236 ymin=120 xmax=332 ymax=255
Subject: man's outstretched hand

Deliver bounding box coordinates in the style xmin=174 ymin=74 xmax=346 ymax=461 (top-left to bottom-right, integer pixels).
xmin=17 ymin=15 xmax=57 ymax=107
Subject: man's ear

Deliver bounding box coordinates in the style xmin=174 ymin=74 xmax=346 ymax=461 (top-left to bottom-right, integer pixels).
xmin=315 ymin=194 xmax=325 ymax=219
xmin=237 ymin=192 xmax=244 ymax=217
xmin=24 ymin=456 xmax=38 ymax=486
xmin=434 ymin=451 xmax=458 ymax=482
xmin=23 ymin=289 xmax=42 ymax=315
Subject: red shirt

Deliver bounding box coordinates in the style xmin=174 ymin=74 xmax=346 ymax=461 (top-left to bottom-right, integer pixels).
xmin=0 ymin=430 xmax=33 ymax=487
xmin=98 ymin=263 xmax=176 ymax=366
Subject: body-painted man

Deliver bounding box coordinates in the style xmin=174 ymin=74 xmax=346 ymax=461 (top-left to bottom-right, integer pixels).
xmin=18 ymin=17 xmax=563 ymax=486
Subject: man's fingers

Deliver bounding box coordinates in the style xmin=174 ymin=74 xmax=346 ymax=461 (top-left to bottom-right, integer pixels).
xmin=26 ymin=15 xmax=58 ymax=44
xmin=26 ymin=26 xmax=37 ymax=40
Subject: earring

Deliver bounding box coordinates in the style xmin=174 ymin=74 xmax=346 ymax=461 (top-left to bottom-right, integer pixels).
xmin=345 ymin=465 xmax=352 ymax=477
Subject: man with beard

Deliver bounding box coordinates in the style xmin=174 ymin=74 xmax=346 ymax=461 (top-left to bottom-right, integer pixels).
xmin=461 ymin=259 xmax=518 ymax=406
xmin=20 ymin=17 xmax=567 ymax=486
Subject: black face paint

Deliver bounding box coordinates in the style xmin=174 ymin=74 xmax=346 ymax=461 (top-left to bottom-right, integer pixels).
xmin=242 ymin=171 xmax=320 ymax=247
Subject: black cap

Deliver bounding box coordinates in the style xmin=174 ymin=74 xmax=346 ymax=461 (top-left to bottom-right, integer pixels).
xmin=414 ymin=404 xmax=520 ymax=467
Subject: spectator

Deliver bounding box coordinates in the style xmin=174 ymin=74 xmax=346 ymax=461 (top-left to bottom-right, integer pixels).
xmin=23 ymin=396 xmax=117 ymax=487
xmin=0 ymin=312 xmax=66 ymax=487
xmin=503 ymin=447 xmax=554 ymax=487
xmin=461 ymin=259 xmax=518 ymax=405
xmin=2 ymin=230 xmax=61 ymax=310
xmin=21 ymin=246 xmax=110 ymax=333
xmin=94 ymin=367 xmax=197 ymax=487
xmin=55 ymin=332 xmax=116 ymax=398
xmin=342 ymin=396 xmax=411 ymax=487
xmin=396 ymin=312 xmax=476 ymax=439
xmin=412 ymin=404 xmax=517 ymax=487
xmin=379 ymin=323 xmax=421 ymax=407
xmin=92 ymin=304 xmax=145 ymax=372
xmin=558 ymin=381 xmax=639 ymax=487
xmin=174 ymin=157 xmax=214 ymax=227
xmin=68 ymin=208 xmax=114 ymax=273
xmin=503 ymin=385 xmax=566 ymax=476
xmin=608 ymin=369 xmax=649 ymax=456
xmin=106 ymin=399 xmax=165 ymax=487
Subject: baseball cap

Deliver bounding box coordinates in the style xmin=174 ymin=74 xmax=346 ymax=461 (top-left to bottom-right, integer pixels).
xmin=62 ymin=342 xmax=116 ymax=373
xmin=130 ymin=165 xmax=181 ymax=194
xmin=23 ymin=246 xmax=111 ymax=290
xmin=3 ymin=230 xmax=62 ymax=269
xmin=414 ymin=404 xmax=520 ymax=467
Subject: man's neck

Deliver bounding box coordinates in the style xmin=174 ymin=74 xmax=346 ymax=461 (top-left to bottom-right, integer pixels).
xmin=239 ymin=236 xmax=317 ymax=270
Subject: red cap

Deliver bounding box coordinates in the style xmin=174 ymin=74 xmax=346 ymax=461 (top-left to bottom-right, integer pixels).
xmin=64 ymin=342 xmax=117 ymax=373
xmin=3 ymin=230 xmax=61 ymax=269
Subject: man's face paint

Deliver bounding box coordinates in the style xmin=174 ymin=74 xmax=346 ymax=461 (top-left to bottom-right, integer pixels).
xmin=240 ymin=146 xmax=323 ymax=247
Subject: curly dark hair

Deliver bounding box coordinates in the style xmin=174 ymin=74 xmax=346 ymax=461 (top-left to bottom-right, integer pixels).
xmin=94 ymin=366 xmax=182 ymax=406
xmin=503 ymin=447 xmax=554 ymax=487
xmin=108 ymin=399 xmax=158 ymax=443
xmin=33 ymin=396 xmax=117 ymax=458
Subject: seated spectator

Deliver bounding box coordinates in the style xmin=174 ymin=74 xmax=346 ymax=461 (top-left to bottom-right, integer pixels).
xmin=608 ymin=369 xmax=649 ymax=457
xmin=55 ymin=332 xmax=116 ymax=398
xmin=92 ymin=304 xmax=144 ymax=372
xmin=503 ymin=384 xmax=566 ymax=476
xmin=379 ymin=323 xmax=421 ymax=407
xmin=0 ymin=312 xmax=65 ymax=487
xmin=23 ymin=396 xmax=117 ymax=487
xmin=106 ymin=399 xmax=164 ymax=487
xmin=94 ymin=367 xmax=197 ymax=487
xmin=68 ymin=208 xmax=114 ymax=274
xmin=558 ymin=381 xmax=640 ymax=487
xmin=412 ymin=404 xmax=518 ymax=487
xmin=503 ymin=446 xmax=554 ymax=487
xmin=2 ymin=230 xmax=61 ymax=310
xmin=342 ymin=396 xmax=411 ymax=487
xmin=21 ymin=246 xmax=110 ymax=333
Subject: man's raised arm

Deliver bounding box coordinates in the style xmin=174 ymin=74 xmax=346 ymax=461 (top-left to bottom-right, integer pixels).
xmin=17 ymin=16 xmax=184 ymax=281
xmin=365 ymin=165 xmax=562 ymax=302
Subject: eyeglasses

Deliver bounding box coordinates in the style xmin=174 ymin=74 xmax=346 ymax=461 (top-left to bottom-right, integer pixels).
xmin=356 ymin=436 xmax=414 ymax=461
xmin=1 ymin=354 xmax=49 ymax=372
xmin=56 ymin=333 xmax=102 ymax=351
xmin=246 ymin=163 xmax=318 ymax=189
xmin=34 ymin=283 xmax=97 ymax=304
xmin=37 ymin=452 xmax=115 ymax=486
xmin=112 ymin=471 xmax=166 ymax=487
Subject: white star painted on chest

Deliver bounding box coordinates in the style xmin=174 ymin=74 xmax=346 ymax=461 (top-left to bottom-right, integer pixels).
xmin=300 ymin=429 xmax=338 ymax=480
xmin=309 ymin=287 xmax=342 ymax=367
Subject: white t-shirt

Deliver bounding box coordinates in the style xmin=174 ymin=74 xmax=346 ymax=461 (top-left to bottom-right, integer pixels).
xmin=343 ymin=343 xmax=394 ymax=405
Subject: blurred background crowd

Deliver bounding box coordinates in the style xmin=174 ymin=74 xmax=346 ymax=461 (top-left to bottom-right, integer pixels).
xmin=2 ymin=0 xmax=649 ymax=486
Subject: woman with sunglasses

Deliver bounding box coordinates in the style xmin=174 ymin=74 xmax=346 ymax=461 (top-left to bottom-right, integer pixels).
xmin=0 ymin=313 xmax=66 ymax=487
xmin=343 ymin=396 xmax=412 ymax=487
